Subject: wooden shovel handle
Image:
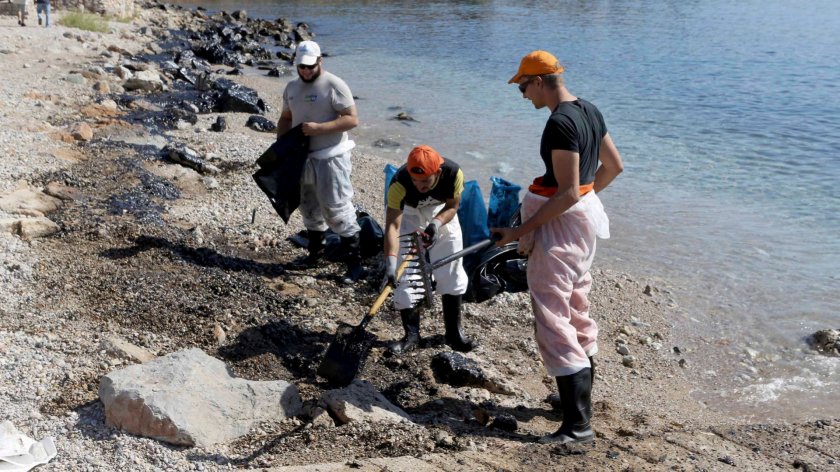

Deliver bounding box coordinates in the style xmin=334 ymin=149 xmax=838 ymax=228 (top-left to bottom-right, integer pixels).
xmin=368 ymin=258 xmax=412 ymax=316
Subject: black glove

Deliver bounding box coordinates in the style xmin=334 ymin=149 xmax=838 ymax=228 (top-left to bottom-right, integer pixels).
xmin=381 ymin=255 xmax=397 ymax=289
xmin=422 ymin=218 xmax=442 ymax=248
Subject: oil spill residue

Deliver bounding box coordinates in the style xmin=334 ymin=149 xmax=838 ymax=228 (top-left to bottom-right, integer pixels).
xmin=107 ymin=158 xmax=180 ymax=224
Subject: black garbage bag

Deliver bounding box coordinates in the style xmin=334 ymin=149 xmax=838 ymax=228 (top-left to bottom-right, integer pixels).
xmin=288 ymin=211 xmax=385 ymax=262
xmin=252 ymin=125 xmax=309 ymax=223
xmin=461 ymin=202 xmax=527 ymax=303
xmin=463 ymin=243 xmax=528 ymax=303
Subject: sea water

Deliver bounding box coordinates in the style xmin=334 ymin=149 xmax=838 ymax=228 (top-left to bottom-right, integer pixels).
xmin=174 ymin=0 xmax=840 ymax=421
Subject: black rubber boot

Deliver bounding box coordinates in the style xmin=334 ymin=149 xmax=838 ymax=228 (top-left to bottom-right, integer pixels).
xmin=388 ymin=309 xmax=420 ymax=354
xmin=442 ymin=294 xmax=475 ymax=352
xmin=340 ymin=233 xmax=366 ymax=284
xmin=549 ymin=356 xmax=594 ymax=411
xmin=540 ymin=368 xmax=594 ymax=444
xmin=288 ymin=230 xmax=325 ymax=269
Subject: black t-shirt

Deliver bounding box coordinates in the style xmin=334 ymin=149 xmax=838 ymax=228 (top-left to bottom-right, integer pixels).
xmin=387 ymin=158 xmax=464 ymax=210
xmin=539 ymin=99 xmax=607 ymax=187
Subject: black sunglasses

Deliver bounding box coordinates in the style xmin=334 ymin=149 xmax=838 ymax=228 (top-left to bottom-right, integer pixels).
xmin=297 ymin=63 xmax=318 ymax=70
xmin=518 ymin=77 xmax=535 ymax=93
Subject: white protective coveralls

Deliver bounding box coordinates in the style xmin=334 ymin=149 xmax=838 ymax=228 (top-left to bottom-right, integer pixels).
xmin=518 ymin=190 xmax=610 ymax=376
xmin=394 ymin=203 xmax=469 ymax=310
xmin=298 ymin=140 xmax=361 ymax=238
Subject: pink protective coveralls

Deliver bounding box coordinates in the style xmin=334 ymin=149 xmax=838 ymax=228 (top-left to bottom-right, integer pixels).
xmin=518 ymin=190 xmax=610 ymax=377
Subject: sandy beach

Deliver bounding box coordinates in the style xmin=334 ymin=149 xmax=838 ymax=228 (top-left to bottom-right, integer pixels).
xmin=0 ymin=4 xmax=837 ymax=471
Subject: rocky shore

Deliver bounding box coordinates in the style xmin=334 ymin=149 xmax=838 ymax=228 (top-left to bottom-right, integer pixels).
xmin=0 ymin=3 xmax=837 ymax=471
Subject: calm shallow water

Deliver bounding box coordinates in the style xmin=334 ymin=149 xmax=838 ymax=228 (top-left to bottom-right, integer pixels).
xmin=175 ymin=0 xmax=840 ymax=421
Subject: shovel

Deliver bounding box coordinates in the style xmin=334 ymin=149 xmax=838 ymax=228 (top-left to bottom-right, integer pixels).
xmin=317 ymin=233 xmax=502 ymax=387
xmin=317 ymin=258 xmax=413 ymax=387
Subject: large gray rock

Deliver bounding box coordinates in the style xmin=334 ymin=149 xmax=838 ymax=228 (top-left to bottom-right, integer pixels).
xmin=321 ymin=380 xmax=412 ymax=426
xmin=99 ymin=348 xmax=302 ymax=447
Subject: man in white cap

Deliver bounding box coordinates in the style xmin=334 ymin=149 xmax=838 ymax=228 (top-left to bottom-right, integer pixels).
xmin=276 ymin=41 xmax=365 ymax=284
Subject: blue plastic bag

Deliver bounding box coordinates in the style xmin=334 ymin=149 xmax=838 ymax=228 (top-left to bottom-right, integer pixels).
xmin=458 ymin=180 xmax=490 ymax=247
xmin=487 ymin=176 xmax=522 ymax=229
xmin=383 ymin=163 xmax=398 ymax=208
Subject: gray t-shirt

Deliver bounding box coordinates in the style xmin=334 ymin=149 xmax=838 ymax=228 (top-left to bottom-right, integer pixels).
xmin=282 ymin=71 xmax=355 ymax=152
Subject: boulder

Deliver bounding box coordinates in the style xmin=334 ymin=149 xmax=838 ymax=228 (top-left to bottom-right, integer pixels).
xmin=99 ymin=348 xmax=303 ymax=447
xmin=321 ymin=380 xmax=412 ymax=426
xmin=808 ymin=329 xmax=840 ymax=356
xmin=1 ymin=217 xmax=60 ymax=239
xmin=123 ymin=70 xmax=163 ymax=92
xmin=44 ymin=182 xmax=81 ymax=202
xmin=18 ymin=217 xmax=60 ymax=239
xmin=430 ymin=352 xmax=518 ymax=395
xmin=0 ymin=188 xmax=63 ymax=216
xmin=216 ymin=83 xmax=266 ymax=114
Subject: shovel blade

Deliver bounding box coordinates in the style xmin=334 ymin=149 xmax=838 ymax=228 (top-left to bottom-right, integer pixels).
xmin=317 ymin=322 xmax=377 ymax=387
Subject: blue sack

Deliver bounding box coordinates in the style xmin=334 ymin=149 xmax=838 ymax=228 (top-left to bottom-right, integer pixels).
xmin=458 ymin=180 xmax=490 ymax=247
xmin=487 ymin=176 xmax=522 ymax=229
xmin=383 ymin=163 xmax=398 ymax=208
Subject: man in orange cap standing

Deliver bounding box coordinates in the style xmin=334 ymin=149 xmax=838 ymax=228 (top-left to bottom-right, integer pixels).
xmin=492 ymin=51 xmax=624 ymax=444
xmin=382 ymin=145 xmax=473 ymax=354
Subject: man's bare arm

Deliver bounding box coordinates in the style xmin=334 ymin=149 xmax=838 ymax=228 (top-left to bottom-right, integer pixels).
xmin=383 ymin=207 xmax=404 ymax=259
xmin=594 ymin=133 xmax=624 ymax=193
xmin=276 ymin=109 xmax=293 ymax=139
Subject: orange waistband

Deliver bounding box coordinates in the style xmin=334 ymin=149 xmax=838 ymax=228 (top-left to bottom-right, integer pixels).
xmin=528 ymin=177 xmax=594 ymax=197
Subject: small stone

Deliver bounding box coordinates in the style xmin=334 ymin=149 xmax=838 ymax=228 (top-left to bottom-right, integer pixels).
xmin=718 ymin=456 xmax=735 ymax=466
xmin=678 ymin=359 xmax=688 ymax=368
xmin=490 ymin=414 xmax=517 ymax=432
xmin=622 ymin=355 xmax=636 ymax=368
xmin=643 ymin=285 xmax=652 ymax=295
xmin=203 ymin=177 xmax=219 ymax=190
xmin=212 ymin=324 xmax=226 ymax=346
xmin=93 ymin=81 xmax=110 ymax=93
xmin=616 ymin=344 xmax=630 ymax=356
xmin=310 ymin=407 xmax=334 ymax=428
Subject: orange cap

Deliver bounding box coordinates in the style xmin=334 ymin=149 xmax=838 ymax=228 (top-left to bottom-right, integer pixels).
xmin=508 ymin=50 xmax=565 ymax=84
xmin=407 ymin=145 xmax=444 ymax=177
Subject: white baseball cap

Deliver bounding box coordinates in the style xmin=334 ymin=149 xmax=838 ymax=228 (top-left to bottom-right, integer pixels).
xmin=294 ymin=41 xmax=321 ymax=66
